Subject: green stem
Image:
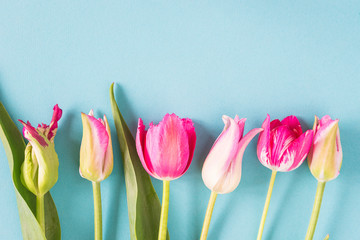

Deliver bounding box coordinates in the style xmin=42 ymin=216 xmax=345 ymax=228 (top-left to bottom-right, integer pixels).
xmin=92 ymin=181 xmax=102 ymax=240
xmin=200 ymin=191 xmax=218 ymax=240
xmin=305 ymin=181 xmax=326 ymax=240
xmin=257 ymin=170 xmax=277 ymax=240
xmin=158 ymin=180 xmax=170 ymax=240
xmin=36 ymin=195 xmax=45 ymax=233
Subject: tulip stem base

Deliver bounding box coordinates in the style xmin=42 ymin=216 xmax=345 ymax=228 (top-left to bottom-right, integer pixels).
xmin=305 ymin=181 xmax=326 ymax=240
xmin=158 ymin=180 xmax=170 ymax=240
xmin=36 ymin=195 xmax=45 ymax=233
xmin=92 ymin=182 xmax=102 ymax=240
xmin=257 ymin=170 xmax=277 ymax=240
xmin=200 ymin=191 xmax=218 ymax=240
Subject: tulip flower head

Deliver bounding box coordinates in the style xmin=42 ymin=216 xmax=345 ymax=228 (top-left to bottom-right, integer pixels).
xmin=257 ymin=114 xmax=314 ymax=172
xmin=80 ymin=110 xmax=113 ymax=182
xmin=202 ymin=115 xmax=262 ymax=194
xmin=308 ymin=115 xmax=342 ymax=182
xmin=19 ymin=104 xmax=62 ymax=197
xmin=136 ymin=113 xmax=196 ymax=181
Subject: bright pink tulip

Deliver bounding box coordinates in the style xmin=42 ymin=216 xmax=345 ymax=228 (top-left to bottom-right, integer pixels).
xmin=308 ymin=115 xmax=342 ymax=182
xmin=202 ymin=115 xmax=263 ymax=194
xmin=136 ymin=113 xmax=196 ymax=180
xmin=257 ymin=114 xmax=314 ymax=172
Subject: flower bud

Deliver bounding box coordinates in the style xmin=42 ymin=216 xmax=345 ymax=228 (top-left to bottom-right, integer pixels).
xmin=80 ymin=110 xmax=113 ymax=182
xmin=308 ymin=115 xmax=342 ymax=182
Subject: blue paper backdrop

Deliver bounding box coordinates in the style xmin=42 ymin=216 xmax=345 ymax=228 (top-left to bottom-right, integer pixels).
xmin=0 ymin=1 xmax=359 ymax=240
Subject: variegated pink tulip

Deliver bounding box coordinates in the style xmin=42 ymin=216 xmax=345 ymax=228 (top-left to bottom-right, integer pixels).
xmin=257 ymin=114 xmax=314 ymax=172
xmin=202 ymin=115 xmax=262 ymax=194
xmin=136 ymin=113 xmax=196 ymax=180
xmin=80 ymin=110 xmax=113 ymax=182
xmin=256 ymin=114 xmax=314 ymax=240
xmin=308 ymin=115 xmax=342 ymax=182
xmin=19 ymin=104 xmax=62 ymax=197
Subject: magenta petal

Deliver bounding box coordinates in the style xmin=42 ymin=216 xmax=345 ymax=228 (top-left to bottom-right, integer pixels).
xmin=135 ymin=118 xmax=156 ymax=177
xmin=281 ymin=115 xmax=302 ymax=137
xmin=19 ymin=120 xmax=48 ymax=147
xmin=270 ymin=119 xmax=282 ymax=130
xmin=270 ymin=125 xmax=297 ymax=168
xmin=278 ymin=129 xmax=314 ymax=171
xmin=47 ymin=104 xmax=63 ymax=141
xmin=257 ymin=114 xmax=271 ymax=168
xmin=181 ymin=118 xmax=196 ymax=175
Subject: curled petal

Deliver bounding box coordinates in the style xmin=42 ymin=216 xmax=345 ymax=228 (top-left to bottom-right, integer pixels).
xmin=280 ymin=115 xmax=302 ymax=137
xmin=47 ymin=104 xmax=63 ymax=142
xmin=180 ymin=118 xmax=196 ymax=175
xmin=278 ymin=129 xmax=313 ymax=172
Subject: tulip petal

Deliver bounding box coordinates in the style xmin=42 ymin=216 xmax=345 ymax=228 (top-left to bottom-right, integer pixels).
xmin=181 ymin=118 xmax=196 ymax=175
xmin=19 ymin=120 xmax=48 ymax=147
xmin=278 ymin=129 xmax=313 ymax=172
xmin=145 ymin=113 xmax=190 ymax=180
xmin=215 ymin=127 xmax=263 ymax=194
xmin=102 ymin=115 xmax=113 ymax=177
xmin=281 ymin=115 xmax=302 ymax=137
xmin=47 ymin=104 xmax=63 ymax=142
xmin=257 ymin=114 xmax=271 ymax=168
xmin=135 ymin=118 xmax=156 ymax=178
xmin=270 ymin=125 xmax=298 ymax=169
xmin=234 ymin=115 xmax=246 ymax=138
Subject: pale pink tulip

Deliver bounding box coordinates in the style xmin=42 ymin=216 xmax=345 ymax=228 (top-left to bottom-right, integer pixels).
xmin=257 ymin=114 xmax=313 ymax=172
xmin=136 ymin=113 xmax=196 ymax=180
xmin=202 ymin=115 xmax=262 ymax=194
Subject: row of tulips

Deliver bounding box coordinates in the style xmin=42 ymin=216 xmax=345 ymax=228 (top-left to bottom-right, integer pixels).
xmin=2 ymin=88 xmax=341 ymax=240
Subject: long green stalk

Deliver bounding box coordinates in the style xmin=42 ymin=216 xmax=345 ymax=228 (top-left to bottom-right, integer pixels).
xmin=158 ymin=180 xmax=170 ymax=240
xmin=305 ymin=181 xmax=326 ymax=240
xmin=257 ymin=170 xmax=277 ymax=240
xmin=36 ymin=195 xmax=45 ymax=232
xmin=200 ymin=191 xmax=218 ymax=240
xmin=92 ymin=182 xmax=102 ymax=240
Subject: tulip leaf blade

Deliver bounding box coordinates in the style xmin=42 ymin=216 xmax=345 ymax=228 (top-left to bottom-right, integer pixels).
xmin=0 ymin=102 xmax=61 ymax=240
xmin=110 ymin=83 xmax=169 ymax=240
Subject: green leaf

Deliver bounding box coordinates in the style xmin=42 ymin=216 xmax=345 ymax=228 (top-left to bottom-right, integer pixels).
xmin=109 ymin=83 xmax=169 ymax=240
xmin=0 ymin=102 xmax=61 ymax=240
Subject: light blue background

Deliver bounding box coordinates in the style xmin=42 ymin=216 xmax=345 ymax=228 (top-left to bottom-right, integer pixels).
xmin=0 ymin=1 xmax=359 ymax=240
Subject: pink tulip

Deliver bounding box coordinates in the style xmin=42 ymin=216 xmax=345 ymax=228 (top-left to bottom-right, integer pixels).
xmin=256 ymin=114 xmax=314 ymax=240
xmin=257 ymin=114 xmax=314 ymax=172
xmin=202 ymin=115 xmax=263 ymax=194
xmin=136 ymin=113 xmax=196 ymax=181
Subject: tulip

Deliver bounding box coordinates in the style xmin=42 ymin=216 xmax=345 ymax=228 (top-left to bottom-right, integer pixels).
xmin=80 ymin=110 xmax=113 ymax=240
xmin=136 ymin=113 xmax=196 ymax=240
xmin=200 ymin=115 xmax=262 ymax=240
xmin=305 ymin=115 xmax=342 ymax=240
xmin=18 ymin=104 xmax=62 ymax=232
xmin=256 ymin=114 xmax=313 ymax=240
xmin=80 ymin=110 xmax=113 ymax=182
